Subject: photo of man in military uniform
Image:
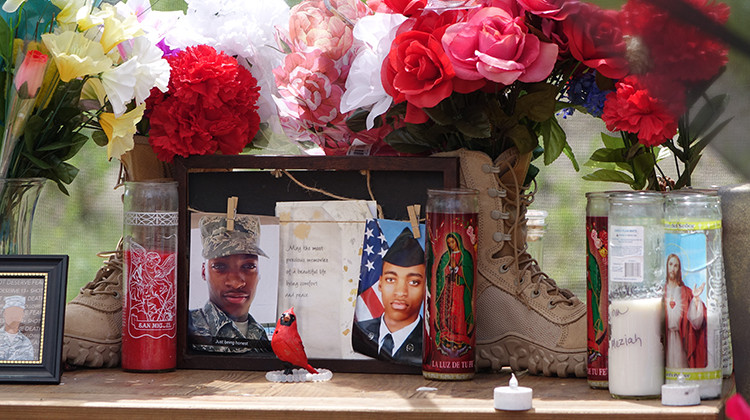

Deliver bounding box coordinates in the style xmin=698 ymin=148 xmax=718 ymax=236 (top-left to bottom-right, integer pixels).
xmin=0 ymin=295 xmax=35 ymax=361
xmin=353 ymin=227 xmax=426 ymax=366
xmin=188 ymin=214 xmax=272 ymax=353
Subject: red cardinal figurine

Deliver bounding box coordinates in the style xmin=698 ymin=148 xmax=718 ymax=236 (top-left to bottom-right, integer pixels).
xmin=271 ymin=307 xmax=318 ymax=374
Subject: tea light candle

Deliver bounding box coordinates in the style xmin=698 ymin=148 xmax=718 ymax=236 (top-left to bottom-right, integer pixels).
xmin=494 ymin=373 xmax=533 ymax=411
xmin=662 ymin=374 xmax=700 ymax=406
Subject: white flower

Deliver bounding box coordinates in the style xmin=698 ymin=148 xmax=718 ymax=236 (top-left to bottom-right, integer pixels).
xmin=2 ymin=0 xmax=26 ymax=13
xmin=116 ymin=0 xmax=183 ymax=46
xmin=340 ymin=13 xmax=407 ymax=129
xmin=101 ymin=59 xmax=137 ymax=117
xmin=101 ymin=36 xmax=169 ymax=116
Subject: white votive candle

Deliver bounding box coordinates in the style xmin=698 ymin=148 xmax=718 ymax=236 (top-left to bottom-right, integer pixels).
xmin=494 ymin=373 xmax=533 ymax=411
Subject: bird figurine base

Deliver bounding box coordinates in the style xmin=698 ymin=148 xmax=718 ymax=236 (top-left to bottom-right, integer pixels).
xmin=265 ymin=368 xmax=333 ymax=383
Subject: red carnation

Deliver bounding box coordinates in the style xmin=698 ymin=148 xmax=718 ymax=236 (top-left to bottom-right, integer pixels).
xmin=621 ymin=0 xmax=730 ymax=82
xmin=146 ymin=45 xmax=261 ymax=162
xmin=601 ymin=75 xmax=682 ymax=147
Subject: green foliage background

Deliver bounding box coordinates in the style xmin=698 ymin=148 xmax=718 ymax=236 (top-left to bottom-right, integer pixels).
xmin=29 ymin=0 xmax=749 ymax=302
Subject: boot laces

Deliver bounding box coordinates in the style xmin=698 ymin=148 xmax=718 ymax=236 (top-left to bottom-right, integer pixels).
xmin=493 ymin=164 xmax=577 ymax=308
xmin=80 ymin=245 xmax=123 ymax=297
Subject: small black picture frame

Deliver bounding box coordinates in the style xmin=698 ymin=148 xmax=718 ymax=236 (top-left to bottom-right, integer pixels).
xmin=0 ymin=255 xmax=68 ymax=384
xmin=174 ymin=155 xmax=459 ymax=373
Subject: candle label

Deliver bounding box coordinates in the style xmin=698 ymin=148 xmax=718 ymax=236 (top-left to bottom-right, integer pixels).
xmin=122 ymin=240 xmax=177 ymax=370
xmin=423 ymin=212 xmax=478 ymax=376
xmin=663 ymin=221 xmax=724 ymax=396
xmin=609 ymin=225 xmax=644 ymax=283
xmin=586 ymin=216 xmax=608 ymax=383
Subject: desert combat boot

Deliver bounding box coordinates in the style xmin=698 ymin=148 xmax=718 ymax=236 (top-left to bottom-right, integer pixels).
xmin=438 ymin=148 xmax=587 ymax=377
xmin=62 ymin=249 xmax=123 ymax=368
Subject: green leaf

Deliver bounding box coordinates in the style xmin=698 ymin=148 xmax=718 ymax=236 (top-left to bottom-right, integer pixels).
xmin=455 ymin=112 xmax=491 ymax=138
xmin=689 ymin=94 xmax=729 ymax=139
xmin=423 ymin=101 xmax=456 ymax=126
xmin=0 ymin=17 xmax=11 ymax=64
xmin=583 ymin=169 xmax=635 ymax=184
xmin=632 ymin=152 xmax=656 ymax=189
xmin=589 ymin=147 xmax=626 ymax=163
xmin=62 ymin=133 xmax=89 ymax=160
xmin=91 ymin=130 xmax=109 ymax=147
xmin=690 ymin=117 xmax=733 ymax=157
xmin=601 ymin=133 xmax=624 ymax=149
xmin=507 ymin=124 xmax=537 ymax=155
xmin=524 ymin=163 xmax=540 ymax=186
xmin=52 ymin=161 xmax=79 ymax=184
xmin=516 ymin=83 xmax=557 ymax=122
xmin=383 ymin=127 xmax=434 ymax=154
xmin=540 ymin=117 xmax=566 ymax=165
xmin=562 ymin=143 xmax=579 ymax=171
xmin=19 ymin=151 xmax=53 ymax=169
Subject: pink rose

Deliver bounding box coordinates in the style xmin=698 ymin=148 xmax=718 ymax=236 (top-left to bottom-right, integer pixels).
xmin=15 ymin=49 xmax=48 ymax=97
xmin=274 ymin=50 xmax=346 ymax=127
xmin=288 ymin=0 xmax=369 ymax=61
xmin=382 ymin=30 xmax=456 ymax=110
xmin=442 ymin=7 xmax=558 ymax=85
xmin=562 ymin=2 xmax=628 ymax=79
xmin=517 ymin=0 xmax=581 ymax=20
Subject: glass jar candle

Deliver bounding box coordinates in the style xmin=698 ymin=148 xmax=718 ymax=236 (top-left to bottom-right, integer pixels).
xmin=663 ymin=190 xmax=727 ymax=399
xmin=122 ymin=180 xmax=179 ymax=372
xmin=526 ymin=209 xmax=548 ymax=269
xmin=423 ymin=188 xmax=479 ymax=380
xmin=585 ymin=191 xmax=611 ymax=389
xmin=607 ymin=191 xmax=665 ymax=399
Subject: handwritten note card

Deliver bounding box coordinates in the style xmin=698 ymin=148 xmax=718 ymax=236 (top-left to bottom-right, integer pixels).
xmin=276 ymin=200 xmax=376 ymax=359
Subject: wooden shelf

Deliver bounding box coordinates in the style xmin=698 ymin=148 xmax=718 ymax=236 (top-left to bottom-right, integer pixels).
xmin=0 ymin=369 xmax=728 ymax=419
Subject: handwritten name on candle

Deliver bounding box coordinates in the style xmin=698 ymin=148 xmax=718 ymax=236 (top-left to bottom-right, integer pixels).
xmin=610 ymin=333 xmax=643 ymax=349
xmin=610 ymin=305 xmax=630 ymax=318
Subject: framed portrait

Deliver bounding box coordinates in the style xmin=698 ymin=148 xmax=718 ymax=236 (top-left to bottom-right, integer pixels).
xmin=188 ymin=212 xmax=279 ymax=353
xmin=174 ymin=155 xmax=459 ymax=373
xmin=0 ymin=255 xmax=68 ymax=384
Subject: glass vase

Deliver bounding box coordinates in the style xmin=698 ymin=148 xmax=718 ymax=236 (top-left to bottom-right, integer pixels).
xmin=0 ymin=177 xmax=46 ymax=254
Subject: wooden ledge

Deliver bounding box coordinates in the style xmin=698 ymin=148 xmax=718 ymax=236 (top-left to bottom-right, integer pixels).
xmin=0 ymin=369 xmax=726 ymax=419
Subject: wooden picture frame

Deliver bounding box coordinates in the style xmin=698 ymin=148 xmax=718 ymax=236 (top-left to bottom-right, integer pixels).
xmin=0 ymin=255 xmax=68 ymax=384
xmin=174 ymin=155 xmax=459 ymax=373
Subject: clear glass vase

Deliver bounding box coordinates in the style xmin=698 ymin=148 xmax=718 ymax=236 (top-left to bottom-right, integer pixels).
xmin=0 ymin=177 xmax=46 ymax=255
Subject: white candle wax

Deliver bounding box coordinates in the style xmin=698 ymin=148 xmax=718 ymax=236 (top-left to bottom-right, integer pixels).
xmin=608 ymin=297 xmax=664 ymax=397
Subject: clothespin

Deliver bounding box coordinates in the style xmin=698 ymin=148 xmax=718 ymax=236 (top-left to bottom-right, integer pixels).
xmin=226 ymin=196 xmax=238 ymax=231
xmin=407 ymin=204 xmax=421 ymax=239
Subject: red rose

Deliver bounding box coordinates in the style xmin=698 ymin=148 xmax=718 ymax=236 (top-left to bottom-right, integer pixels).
xmin=562 ymin=2 xmax=628 ymax=79
xmin=146 ymin=45 xmax=261 ymax=162
xmin=601 ymin=75 xmax=681 ymax=147
xmin=384 ymin=0 xmax=426 ymax=16
xmin=382 ymin=30 xmax=456 ymax=113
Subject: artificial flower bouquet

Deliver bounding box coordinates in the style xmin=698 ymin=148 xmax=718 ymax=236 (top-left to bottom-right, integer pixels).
xmin=0 ymin=0 xmax=169 ymax=193
xmin=276 ymin=0 xmax=731 ymax=190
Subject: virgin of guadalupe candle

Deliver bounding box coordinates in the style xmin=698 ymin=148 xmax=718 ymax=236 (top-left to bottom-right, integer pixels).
xmin=586 ymin=192 xmax=610 ymax=389
xmin=663 ymin=190 xmax=726 ymax=399
xmin=122 ymin=181 xmax=179 ymax=372
xmin=607 ymin=191 xmax=665 ymax=398
xmin=423 ymin=189 xmax=478 ymax=380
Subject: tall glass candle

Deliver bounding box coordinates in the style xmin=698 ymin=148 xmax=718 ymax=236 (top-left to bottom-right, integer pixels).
xmin=607 ymin=191 xmax=665 ymax=398
xmin=586 ymin=191 xmax=610 ymax=389
xmin=423 ymin=188 xmax=478 ymax=380
xmin=122 ymin=180 xmax=178 ymax=372
xmin=663 ymin=190 xmax=726 ymax=399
